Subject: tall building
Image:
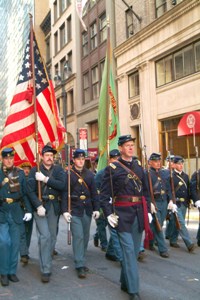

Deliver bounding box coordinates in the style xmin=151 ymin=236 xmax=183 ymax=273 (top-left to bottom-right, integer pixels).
xmin=0 ymin=0 xmax=49 ymax=141
xmin=50 ymin=0 xmax=77 ymax=149
xmin=114 ymin=0 xmax=200 ymax=172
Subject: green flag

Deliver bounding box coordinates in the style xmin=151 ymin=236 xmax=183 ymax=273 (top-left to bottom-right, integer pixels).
xmin=97 ymin=51 xmax=120 ymax=171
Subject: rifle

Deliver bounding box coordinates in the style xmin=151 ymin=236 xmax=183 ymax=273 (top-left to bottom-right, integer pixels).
xmin=168 ymin=151 xmax=181 ymax=230
xmin=67 ymin=144 xmax=71 ymax=245
xmin=143 ymin=146 xmax=162 ymax=232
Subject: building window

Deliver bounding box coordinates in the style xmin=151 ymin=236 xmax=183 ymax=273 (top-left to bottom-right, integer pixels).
xmin=128 ymin=71 xmax=139 ymax=98
xmin=160 ymin=118 xmax=200 ymax=162
xmin=54 ymin=63 xmax=59 ymax=85
xmin=195 ymin=41 xmax=200 ymax=72
xmin=67 ymin=51 xmax=72 ymax=73
xmin=59 ymin=0 xmax=67 ymax=15
xmin=67 ymin=89 xmax=74 ymax=114
xmin=82 ymin=32 xmax=88 ymax=57
xmin=83 ymin=72 xmax=90 ymax=103
xmin=100 ymin=59 xmax=105 ymax=85
xmin=155 ymin=0 xmax=167 ymax=18
xmin=91 ymin=65 xmax=99 ymax=99
xmin=67 ymin=15 xmax=72 ymax=42
xmin=60 ymin=58 xmax=66 ymax=80
xmin=54 ymin=32 xmax=58 ymax=55
xmin=126 ymin=8 xmax=134 ymax=38
xmin=46 ymin=37 xmax=51 ymax=62
xmin=91 ymin=121 xmax=98 ymax=141
xmin=156 ymin=40 xmax=200 ymax=87
xmin=90 ymin=22 xmax=97 ymax=50
xmin=156 ymin=55 xmax=173 ymax=86
xmin=99 ymin=13 xmax=107 ymax=43
xmin=60 ymin=23 xmax=66 ymax=49
xmin=174 ymin=45 xmax=194 ymax=80
xmin=54 ymin=0 xmax=58 ymax=23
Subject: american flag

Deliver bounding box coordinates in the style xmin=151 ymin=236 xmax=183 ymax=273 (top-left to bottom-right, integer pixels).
xmin=0 ymin=31 xmax=66 ymax=166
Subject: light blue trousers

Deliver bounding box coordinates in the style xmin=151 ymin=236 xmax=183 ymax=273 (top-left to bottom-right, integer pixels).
xmin=118 ymin=218 xmax=142 ymax=294
xmin=0 ymin=211 xmax=20 ymax=275
xmin=34 ymin=203 xmax=59 ymax=273
xmin=71 ymin=212 xmax=91 ymax=269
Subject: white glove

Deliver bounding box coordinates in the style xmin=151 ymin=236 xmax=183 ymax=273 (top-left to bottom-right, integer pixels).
xmin=37 ymin=205 xmax=46 ymax=217
xmin=23 ymin=213 xmax=32 ymax=222
xmin=93 ymin=211 xmax=100 ymax=220
xmin=63 ymin=212 xmax=72 ymax=223
xmin=150 ymin=203 xmax=156 ymax=214
xmin=148 ymin=213 xmax=153 ymax=224
xmin=172 ymin=203 xmax=178 ymax=213
xmin=35 ymin=172 xmax=49 ymax=183
xmin=167 ymin=200 xmax=174 ymax=210
xmin=107 ymin=214 xmax=119 ymax=228
xmin=195 ymin=200 xmax=200 ymax=208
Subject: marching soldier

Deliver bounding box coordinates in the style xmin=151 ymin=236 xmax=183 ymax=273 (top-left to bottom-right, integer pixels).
xmin=169 ymin=156 xmax=194 ymax=251
xmin=61 ymin=149 xmax=100 ymax=279
xmin=19 ymin=161 xmax=33 ymax=264
xmin=163 ymin=155 xmax=175 ymax=240
xmin=190 ymin=167 xmax=200 ymax=246
xmin=100 ymin=135 xmax=152 ymax=300
xmin=27 ymin=144 xmax=66 ymax=283
xmin=0 ymin=148 xmax=32 ymax=286
xmin=146 ymin=153 xmax=172 ymax=258
xmin=95 ymin=149 xmax=122 ymax=262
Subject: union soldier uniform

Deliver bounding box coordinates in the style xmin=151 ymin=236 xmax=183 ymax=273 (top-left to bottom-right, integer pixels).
xmin=94 ymin=149 xmax=122 ymax=261
xmin=19 ymin=161 xmax=33 ymax=264
xmin=101 ymin=135 xmax=151 ymax=298
xmin=0 ymin=148 xmax=32 ymax=286
xmin=169 ymin=156 xmax=194 ymax=251
xmin=145 ymin=152 xmax=172 ymax=257
xmin=27 ymin=145 xmax=66 ymax=282
xmin=190 ymin=168 xmax=200 ymax=246
xmin=61 ymin=149 xmax=100 ymax=279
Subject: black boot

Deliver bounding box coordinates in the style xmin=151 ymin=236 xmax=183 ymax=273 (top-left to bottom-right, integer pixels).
xmin=1 ymin=275 xmax=9 ymax=286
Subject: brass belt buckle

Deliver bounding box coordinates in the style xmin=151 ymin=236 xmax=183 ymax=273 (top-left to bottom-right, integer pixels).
xmin=161 ymin=190 xmax=165 ymax=195
xmin=6 ymin=198 xmax=13 ymax=204
xmin=80 ymin=195 xmax=86 ymax=200
xmin=180 ymin=198 xmax=184 ymax=202
xmin=48 ymin=195 xmax=55 ymax=200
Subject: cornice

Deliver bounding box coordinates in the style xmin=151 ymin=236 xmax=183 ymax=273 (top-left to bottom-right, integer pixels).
xmin=114 ymin=0 xmax=200 ymax=58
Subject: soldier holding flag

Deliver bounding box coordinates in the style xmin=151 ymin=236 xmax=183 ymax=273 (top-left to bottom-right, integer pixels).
xmin=27 ymin=144 xmax=66 ymax=283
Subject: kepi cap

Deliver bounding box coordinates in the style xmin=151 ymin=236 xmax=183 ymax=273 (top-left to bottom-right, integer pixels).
xmin=42 ymin=145 xmax=57 ymax=155
xmin=109 ymin=149 xmax=120 ymax=158
xmin=73 ymin=148 xmax=86 ymax=158
xmin=19 ymin=161 xmax=32 ymax=169
xmin=118 ymin=135 xmax=135 ymax=146
xmin=173 ymin=155 xmax=184 ymax=164
xmin=149 ymin=152 xmax=161 ymax=161
xmin=1 ymin=148 xmax=15 ymax=158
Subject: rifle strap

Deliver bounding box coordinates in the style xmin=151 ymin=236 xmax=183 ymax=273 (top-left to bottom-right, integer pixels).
xmin=116 ymin=160 xmax=142 ymax=186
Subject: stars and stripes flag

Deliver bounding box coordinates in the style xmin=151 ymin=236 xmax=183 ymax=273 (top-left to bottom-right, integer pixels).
xmin=0 ymin=30 xmax=66 ymax=166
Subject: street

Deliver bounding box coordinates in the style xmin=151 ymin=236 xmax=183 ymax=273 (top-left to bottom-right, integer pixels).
xmin=0 ymin=210 xmax=200 ymax=300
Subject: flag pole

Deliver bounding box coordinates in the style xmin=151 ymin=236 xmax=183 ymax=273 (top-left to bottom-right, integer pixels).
xmin=106 ymin=18 xmax=111 ymax=164
xmin=29 ymin=14 xmax=42 ymax=199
